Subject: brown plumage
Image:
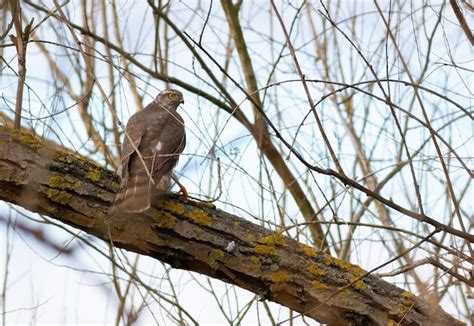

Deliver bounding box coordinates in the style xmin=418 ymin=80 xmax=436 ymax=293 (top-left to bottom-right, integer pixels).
xmin=112 ymin=89 xmax=186 ymax=213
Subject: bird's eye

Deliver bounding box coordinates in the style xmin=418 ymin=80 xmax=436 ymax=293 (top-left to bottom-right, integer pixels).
xmin=168 ymin=93 xmax=176 ymax=99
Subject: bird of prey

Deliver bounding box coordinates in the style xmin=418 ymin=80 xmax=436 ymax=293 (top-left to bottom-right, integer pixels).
xmin=112 ymin=89 xmax=187 ymax=213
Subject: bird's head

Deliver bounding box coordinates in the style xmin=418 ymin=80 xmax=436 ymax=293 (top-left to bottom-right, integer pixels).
xmin=155 ymin=89 xmax=184 ymax=109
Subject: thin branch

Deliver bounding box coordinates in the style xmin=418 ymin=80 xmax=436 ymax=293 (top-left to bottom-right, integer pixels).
xmin=9 ymin=0 xmax=34 ymax=130
xmin=270 ymin=0 xmax=345 ymax=176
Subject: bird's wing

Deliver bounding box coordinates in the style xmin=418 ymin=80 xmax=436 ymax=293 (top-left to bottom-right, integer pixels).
xmin=118 ymin=111 xmax=147 ymax=181
xmin=150 ymin=110 xmax=186 ymax=181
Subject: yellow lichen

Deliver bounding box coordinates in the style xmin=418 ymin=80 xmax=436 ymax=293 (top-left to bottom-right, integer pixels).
xmin=259 ymin=233 xmax=287 ymax=246
xmin=208 ymin=249 xmax=224 ymax=269
xmin=250 ymin=255 xmax=260 ymax=266
xmin=387 ymin=320 xmax=398 ymax=326
xmin=299 ymin=243 xmax=317 ymax=257
xmin=324 ymin=254 xmax=365 ymax=276
xmin=396 ymin=291 xmax=416 ymax=316
xmin=48 ymin=175 xmax=80 ymax=190
xmin=323 ymin=254 xmax=353 ymax=270
xmin=255 ymin=244 xmax=277 ymax=256
xmin=401 ymin=291 xmax=414 ymax=300
xmin=400 ymin=291 xmax=415 ymax=306
xmin=46 ymin=206 xmax=57 ymax=214
xmin=323 ymin=254 xmax=368 ymax=290
xmin=163 ymin=202 xmax=185 ymax=215
xmin=153 ymin=237 xmax=165 ymax=246
xmin=12 ymin=130 xmax=42 ymax=151
xmin=154 ymin=213 xmax=176 ymax=229
xmin=247 ymin=234 xmax=255 ymax=243
xmin=87 ymin=169 xmax=101 ymax=182
xmin=270 ymin=272 xmax=289 ymax=283
xmin=48 ymin=175 xmax=66 ymax=188
xmin=338 ymin=288 xmax=352 ymax=297
xmin=351 ymin=265 xmax=365 ymax=277
xmin=194 ymin=226 xmax=203 ymax=233
xmin=200 ymin=202 xmax=216 ymax=209
xmin=311 ymin=280 xmax=329 ymax=289
xmin=55 ymin=153 xmax=76 ymax=164
xmin=307 ymin=264 xmax=326 ymax=277
xmin=188 ymin=210 xmax=212 ymax=226
xmin=47 ymin=189 xmax=72 ymax=205
xmin=351 ymin=279 xmax=366 ymax=290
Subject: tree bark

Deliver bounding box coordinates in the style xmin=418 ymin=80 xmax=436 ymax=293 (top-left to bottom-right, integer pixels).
xmin=0 ymin=126 xmax=464 ymax=326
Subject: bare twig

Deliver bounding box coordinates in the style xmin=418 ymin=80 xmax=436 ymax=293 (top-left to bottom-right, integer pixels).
xmin=373 ymin=0 xmax=473 ymax=258
xmin=270 ymin=0 xmax=345 ymax=176
xmin=9 ymin=0 xmax=34 ymax=130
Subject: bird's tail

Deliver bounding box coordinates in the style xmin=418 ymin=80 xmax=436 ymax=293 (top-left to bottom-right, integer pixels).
xmin=111 ymin=170 xmax=152 ymax=213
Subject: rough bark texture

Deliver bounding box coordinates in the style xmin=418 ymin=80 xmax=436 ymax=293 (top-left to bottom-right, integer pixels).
xmin=0 ymin=126 xmax=464 ymax=325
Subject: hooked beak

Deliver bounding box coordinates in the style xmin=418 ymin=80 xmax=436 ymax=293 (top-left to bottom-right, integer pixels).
xmin=179 ymin=99 xmax=184 ymax=105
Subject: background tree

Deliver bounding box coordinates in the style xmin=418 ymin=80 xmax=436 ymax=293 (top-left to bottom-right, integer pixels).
xmin=0 ymin=0 xmax=472 ymax=324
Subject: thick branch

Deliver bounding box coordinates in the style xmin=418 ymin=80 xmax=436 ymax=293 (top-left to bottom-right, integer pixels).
xmin=0 ymin=126 xmax=463 ymax=326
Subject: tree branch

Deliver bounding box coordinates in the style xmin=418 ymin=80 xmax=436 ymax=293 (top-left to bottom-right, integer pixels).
xmin=450 ymin=0 xmax=474 ymax=46
xmin=0 ymin=126 xmax=463 ymax=325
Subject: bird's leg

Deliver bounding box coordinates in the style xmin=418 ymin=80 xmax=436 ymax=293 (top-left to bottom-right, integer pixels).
xmin=171 ymin=174 xmax=188 ymax=199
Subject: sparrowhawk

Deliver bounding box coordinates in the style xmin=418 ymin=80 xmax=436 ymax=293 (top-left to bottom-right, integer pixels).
xmin=112 ymin=89 xmax=187 ymax=213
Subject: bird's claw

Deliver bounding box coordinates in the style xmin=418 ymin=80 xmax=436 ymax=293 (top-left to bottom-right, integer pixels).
xmin=178 ymin=184 xmax=189 ymax=200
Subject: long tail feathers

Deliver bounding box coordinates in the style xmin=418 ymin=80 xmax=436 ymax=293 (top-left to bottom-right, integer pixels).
xmin=112 ymin=171 xmax=152 ymax=213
